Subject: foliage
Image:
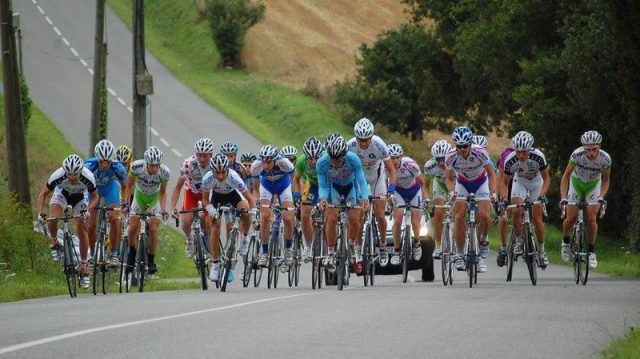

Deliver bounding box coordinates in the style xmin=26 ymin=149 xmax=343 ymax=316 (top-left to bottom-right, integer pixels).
xmin=99 ymin=59 xmax=108 ymax=139
xmin=205 ymin=0 xmax=265 ymax=68
xmin=0 ymin=192 xmax=46 ymax=272
xmin=19 ymin=73 xmax=31 ymax=132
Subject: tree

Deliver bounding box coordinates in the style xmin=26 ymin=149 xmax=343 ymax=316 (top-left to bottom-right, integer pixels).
xmin=206 ymin=0 xmax=265 ymax=68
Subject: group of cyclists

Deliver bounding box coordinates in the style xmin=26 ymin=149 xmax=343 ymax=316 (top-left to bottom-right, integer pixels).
xmin=36 ymin=116 xmax=611 ymax=289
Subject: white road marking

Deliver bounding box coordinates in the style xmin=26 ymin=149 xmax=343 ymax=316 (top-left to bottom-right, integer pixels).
xmin=80 ymin=59 xmax=87 ymax=67
xmin=150 ymin=127 xmax=159 ymax=136
xmin=172 ymin=149 xmax=183 ymax=157
xmin=87 ymin=68 xmax=94 ymax=75
xmin=52 ymin=26 xmax=61 ymax=36
xmin=160 ymin=138 xmax=170 ymax=147
xmin=0 ymin=292 xmax=319 ymax=355
xmin=107 ymin=88 xmax=116 ymax=96
xmin=127 ymin=106 xmax=133 ymax=113
xmin=62 ymin=37 xmax=69 ymax=46
xmin=69 ymin=48 xmax=78 ymax=57
xmin=117 ymin=97 xmax=126 ymax=106
xmin=38 ymin=6 xmax=45 ymax=15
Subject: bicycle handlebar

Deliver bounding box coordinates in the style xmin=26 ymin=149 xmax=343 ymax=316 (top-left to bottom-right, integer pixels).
xmin=561 ymin=201 xmax=606 ymax=219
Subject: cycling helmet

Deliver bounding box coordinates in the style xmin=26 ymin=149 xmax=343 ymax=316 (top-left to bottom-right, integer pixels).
xmin=327 ymin=136 xmax=348 ymax=159
xmin=303 ymin=137 xmax=324 ymax=158
xmin=194 ymin=138 xmax=214 ymax=154
xmin=240 ymin=152 xmax=257 ymax=162
xmin=259 ymin=144 xmax=279 ymax=161
xmin=144 ymin=146 xmax=163 ymax=165
xmin=388 ymin=143 xmax=403 ymax=157
xmin=115 ymin=145 xmax=132 ymax=163
xmin=94 ymin=139 xmax=115 ymax=161
xmin=580 ymin=130 xmax=602 ymax=145
xmin=354 ymin=117 xmax=374 ymax=139
xmin=472 ymin=135 xmax=488 ymax=148
xmin=324 ymin=132 xmax=341 ymax=148
xmin=210 ymin=153 xmax=230 ymax=172
xmin=452 ymin=126 xmax=473 ymax=145
xmin=219 ymin=140 xmax=238 ymax=154
xmin=511 ymin=131 xmax=534 ymax=151
xmin=62 ymin=154 xmax=84 ymax=175
xmin=280 ymin=145 xmax=298 ymax=158
xmin=431 ymin=140 xmax=452 ymax=158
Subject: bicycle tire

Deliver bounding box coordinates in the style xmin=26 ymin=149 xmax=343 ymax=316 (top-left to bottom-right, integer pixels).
xmin=467 ymin=226 xmax=476 ymax=288
xmin=337 ymin=222 xmax=348 ymax=291
xmin=118 ymin=236 xmax=129 ymax=293
xmin=64 ymin=234 xmax=77 ymax=298
xmin=273 ymin=240 xmax=280 ymax=289
xmin=194 ymin=231 xmax=208 ymax=291
xmin=524 ymin=226 xmax=537 ymax=286
xmin=243 ymin=235 xmax=255 ymax=287
xmin=579 ymin=223 xmax=589 ymax=285
xmin=441 ymin=225 xmax=450 ymax=286
xmin=137 ymin=234 xmax=148 ymax=292
xmin=220 ymin=263 xmax=229 ymax=292
xmin=363 ymin=225 xmax=370 ymax=287
xmin=267 ymin=235 xmax=278 ymax=289
xmin=92 ymin=237 xmax=101 ymax=296
xmin=506 ymin=231 xmax=515 ymax=282
xmin=572 ymin=225 xmax=581 ymax=284
xmin=401 ymin=225 xmax=410 ymax=283
xmin=253 ymin=239 xmax=263 ymax=288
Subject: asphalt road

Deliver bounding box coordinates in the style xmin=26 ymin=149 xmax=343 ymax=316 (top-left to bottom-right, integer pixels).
xmin=0 ymin=253 xmax=638 ymax=358
xmin=15 ymin=0 xmax=262 ymax=190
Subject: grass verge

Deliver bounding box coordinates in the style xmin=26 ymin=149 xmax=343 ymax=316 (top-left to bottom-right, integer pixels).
xmin=107 ymin=0 xmax=352 ymax=148
xmin=600 ymin=328 xmax=640 ymax=359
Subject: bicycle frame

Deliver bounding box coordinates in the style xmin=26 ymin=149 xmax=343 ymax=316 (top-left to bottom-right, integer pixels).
xmin=395 ymin=203 xmax=421 ymax=283
xmin=177 ymin=201 xmax=209 ymax=290
xmin=434 ymin=204 xmax=454 ymax=286
xmin=460 ymin=193 xmax=479 ymax=288
xmin=562 ymin=200 xmax=605 ymax=285
xmin=506 ymin=197 xmax=547 ymax=285
xmin=44 ymin=205 xmax=82 ymax=298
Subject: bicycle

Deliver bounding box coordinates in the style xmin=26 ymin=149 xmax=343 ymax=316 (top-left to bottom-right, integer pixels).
xmin=326 ymin=201 xmax=360 ymax=291
xmin=123 ymin=210 xmax=156 ymax=292
xmin=217 ymin=206 xmax=256 ymax=292
xmin=177 ymin=201 xmax=210 ymax=290
xmin=92 ymin=205 xmax=120 ymax=295
xmin=43 ymin=205 xmax=83 ymax=298
xmin=118 ymin=213 xmax=132 ymax=293
xmin=288 ymin=205 xmax=305 ymax=287
xmin=264 ymin=204 xmax=295 ymax=289
xmin=434 ymin=203 xmax=454 ymax=286
xmin=361 ymin=195 xmax=383 ymax=287
xmin=460 ymin=193 xmax=480 ymax=288
xmin=395 ymin=202 xmax=422 ymax=283
xmin=562 ymin=200 xmax=606 ymax=285
xmin=310 ymin=206 xmax=327 ymax=290
xmin=241 ymin=209 xmax=261 ymax=288
xmin=505 ymin=197 xmax=547 ymax=286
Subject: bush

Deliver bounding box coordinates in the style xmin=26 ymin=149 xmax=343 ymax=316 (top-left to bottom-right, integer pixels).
xmin=19 ymin=73 xmax=31 ymax=132
xmin=0 ymin=192 xmax=47 ymax=272
xmin=206 ymin=0 xmax=265 ymax=68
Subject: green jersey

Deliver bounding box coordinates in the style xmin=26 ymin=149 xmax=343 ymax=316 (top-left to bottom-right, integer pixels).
xmin=295 ymin=153 xmax=323 ymax=186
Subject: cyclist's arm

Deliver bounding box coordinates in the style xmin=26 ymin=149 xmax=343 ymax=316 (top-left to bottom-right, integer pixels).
xmin=445 ymin=168 xmax=456 ymax=193
xmin=36 ymin=185 xmax=52 ymax=214
xmin=384 ymin=158 xmax=396 ymax=186
xmin=499 ymin=171 xmax=511 ymax=199
xmin=240 ymin=188 xmax=256 ymax=209
xmin=416 ymin=174 xmax=429 ymax=203
xmin=317 ymin=169 xmax=329 ymax=201
xmin=291 ymin=171 xmax=301 ymax=193
xmin=123 ymin=175 xmax=135 ymax=206
xmin=252 ymin=177 xmax=260 ymax=202
xmin=559 ymin=162 xmax=575 ymax=199
xmin=423 ymin=176 xmax=433 ymax=199
xmin=170 ymin=177 xmax=186 ymax=211
xmin=600 ymin=169 xmax=610 ymax=199
xmin=355 ymin=168 xmax=370 ymax=200
xmin=484 ymin=163 xmax=497 ymax=195
xmin=159 ymin=181 xmax=168 ymax=213
xmin=87 ymin=189 xmax=100 ymax=210
xmin=201 ymin=189 xmax=212 ymax=208
xmin=539 ymin=167 xmax=551 ymax=198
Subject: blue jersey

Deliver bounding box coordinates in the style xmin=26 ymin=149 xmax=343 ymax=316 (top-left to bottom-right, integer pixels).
xmin=316 ymin=152 xmax=369 ymax=200
xmin=84 ymin=157 xmax=127 ymax=189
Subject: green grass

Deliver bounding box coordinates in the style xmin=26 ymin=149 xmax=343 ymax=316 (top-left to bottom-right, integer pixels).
xmin=107 ymin=0 xmax=352 ymax=148
xmin=600 ymin=329 xmax=640 ymax=359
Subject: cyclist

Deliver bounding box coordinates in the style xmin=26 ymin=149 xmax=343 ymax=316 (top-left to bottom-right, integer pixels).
xmin=472 ymin=135 xmax=488 ymax=148
xmin=240 ymin=152 xmax=257 ymax=190
xmin=201 ymin=154 xmax=257 ymax=282
xmin=251 ymin=144 xmax=296 ymax=267
xmin=559 ymin=130 xmax=611 ymax=269
xmin=317 ymin=135 xmax=369 ymax=270
xmin=445 ymin=126 xmax=497 ymax=273
xmin=424 ymin=140 xmax=453 ymax=259
xmin=170 ymin=138 xmax=215 ymax=257
xmin=37 ymin=154 xmax=99 ymax=288
xmin=115 ymin=144 xmax=134 ymax=202
xmin=388 ymin=144 xmax=428 ymax=265
xmin=347 ymin=117 xmax=396 ymax=267
xmin=220 ymin=141 xmax=250 ymax=182
xmin=500 ymin=131 xmax=551 ymax=269
xmin=293 ymin=137 xmax=325 ymax=262
xmin=495 ymin=142 xmax=515 ymax=267
xmin=84 ymin=139 xmax=127 ymax=266
xmin=124 ymin=146 xmax=170 ymax=275
xmin=280 ymin=145 xmax=298 ymax=165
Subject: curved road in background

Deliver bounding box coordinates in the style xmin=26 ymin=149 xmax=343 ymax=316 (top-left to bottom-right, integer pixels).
xmin=15 ymin=0 xmax=261 ymax=188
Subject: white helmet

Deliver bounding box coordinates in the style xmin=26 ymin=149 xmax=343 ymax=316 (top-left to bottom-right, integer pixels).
xmin=240 ymin=152 xmax=257 ymax=163
xmin=259 ymin=145 xmax=279 ymax=161
xmin=388 ymin=143 xmax=403 ymax=157
xmin=62 ymin=154 xmax=84 ymax=175
xmin=94 ymin=139 xmax=115 ymax=161
xmin=354 ymin=117 xmax=374 ymax=139
xmin=144 ymin=146 xmax=163 ymax=165
xmin=219 ymin=140 xmax=238 ymax=154
xmin=303 ymin=137 xmax=323 ymax=158
xmin=431 ymin=140 xmax=452 ymax=158
xmin=511 ymin=131 xmax=534 ymax=151
xmin=194 ymin=138 xmax=214 ymax=154
xmin=452 ymin=126 xmax=473 ymax=145
xmin=327 ymin=136 xmax=348 ymax=159
xmin=472 ymin=135 xmax=488 ymax=148
xmin=280 ymin=145 xmax=298 ymax=158
xmin=209 ymin=153 xmax=230 ymax=172
xmin=580 ymin=130 xmax=602 ymax=145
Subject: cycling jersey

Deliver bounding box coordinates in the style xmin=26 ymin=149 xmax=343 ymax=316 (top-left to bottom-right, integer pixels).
xmin=47 ymin=167 xmax=97 ymax=196
xmin=201 ymin=169 xmax=247 ymax=195
xmin=503 ymin=148 xmax=548 ymax=181
xmin=84 ymin=157 xmax=126 ymax=206
xmin=317 ymin=152 xmax=369 ymax=203
xmin=445 ymin=145 xmax=490 ymax=183
xmin=395 ymin=157 xmax=421 ymax=189
xmin=179 ymin=155 xmax=210 ymax=193
xmin=295 ymin=154 xmax=322 ymax=186
xmin=230 ymin=161 xmax=249 ymax=181
xmin=129 ymin=160 xmax=170 ymax=195
xmin=424 ymin=158 xmax=447 ymax=189
xmin=346 ymin=135 xmax=390 ymax=179
xmin=569 ymin=147 xmax=612 ymax=182
xmin=251 ymin=155 xmax=294 ymax=202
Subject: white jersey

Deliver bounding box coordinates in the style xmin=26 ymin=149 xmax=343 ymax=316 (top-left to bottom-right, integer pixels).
xmin=250 ymin=156 xmax=294 ymax=182
xmin=423 ymin=158 xmax=446 ymax=183
xmin=347 ymin=135 xmax=390 ymax=179
xmin=503 ymin=148 xmax=548 ymax=181
xmin=201 ymin=169 xmax=247 ymax=195
xmin=129 ymin=160 xmax=171 ymax=195
xmin=179 ymin=155 xmax=210 ymax=193
xmin=46 ymin=167 xmax=97 ymax=195
xmin=395 ymin=157 xmax=421 ymax=189
xmin=444 ymin=145 xmax=491 ymax=182
xmin=569 ymin=147 xmax=612 ymax=182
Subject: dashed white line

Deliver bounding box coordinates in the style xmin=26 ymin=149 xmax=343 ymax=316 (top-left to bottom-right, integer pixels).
xmin=127 ymin=106 xmax=133 ymax=113
xmin=150 ymin=128 xmax=159 ymax=136
xmin=69 ymin=48 xmax=78 ymax=57
xmin=172 ymin=149 xmax=182 ymax=157
xmin=88 ymin=68 xmax=94 ymax=75
xmin=62 ymin=37 xmax=69 ymax=46
xmin=80 ymin=59 xmax=87 ymax=67
xmin=108 ymin=88 xmax=116 ymax=96
xmin=32 ymin=0 xmax=37 ymax=4
xmin=37 ymin=6 xmax=45 ymax=15
xmin=160 ymin=138 xmax=170 ymax=147
xmin=52 ymin=26 xmax=61 ymax=36
xmin=43 ymin=15 xmax=52 ymax=25
xmin=117 ymin=97 xmax=126 ymax=106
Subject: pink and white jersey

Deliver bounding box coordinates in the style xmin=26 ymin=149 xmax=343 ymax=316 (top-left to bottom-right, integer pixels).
xmin=445 ymin=145 xmax=490 ymax=183
xmin=201 ymin=169 xmax=247 ymax=195
xmin=395 ymin=157 xmax=421 ymax=189
xmin=179 ymin=155 xmax=210 ymax=193
xmin=347 ymin=135 xmax=390 ymax=178
xmin=498 ymin=146 xmax=515 ymax=172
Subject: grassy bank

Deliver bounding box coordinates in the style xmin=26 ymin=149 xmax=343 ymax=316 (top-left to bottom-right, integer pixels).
xmin=108 ymin=0 xmax=352 ymax=148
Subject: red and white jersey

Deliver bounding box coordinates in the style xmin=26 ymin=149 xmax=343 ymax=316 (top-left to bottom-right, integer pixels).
xmin=179 ymin=155 xmax=210 ymax=193
xmin=445 ymin=145 xmax=490 ymax=183
xmin=395 ymin=157 xmax=422 ymax=189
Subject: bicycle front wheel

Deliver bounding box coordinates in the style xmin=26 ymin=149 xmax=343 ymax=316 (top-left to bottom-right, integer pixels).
xmin=506 ymin=231 xmax=515 ymax=282
xmin=137 ymin=235 xmax=148 ymax=292
xmin=194 ymin=232 xmax=208 ymax=291
xmin=524 ymin=227 xmax=537 ymax=286
xmin=579 ymin=224 xmax=589 ymax=285
xmin=243 ymin=235 xmax=256 ymax=288
xmin=64 ymin=235 xmax=77 ymax=298
xmin=441 ymin=226 xmax=450 ymax=286
xmin=401 ymin=226 xmax=411 ymax=283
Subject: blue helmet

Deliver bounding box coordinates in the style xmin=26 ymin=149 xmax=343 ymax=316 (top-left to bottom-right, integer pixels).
xmin=452 ymin=127 xmax=473 ymax=145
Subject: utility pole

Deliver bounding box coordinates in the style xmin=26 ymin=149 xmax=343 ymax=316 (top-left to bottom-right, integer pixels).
xmin=132 ymin=0 xmax=153 ymax=159
xmin=90 ymin=0 xmax=106 ymax=153
xmin=1 ymin=0 xmax=30 ymax=206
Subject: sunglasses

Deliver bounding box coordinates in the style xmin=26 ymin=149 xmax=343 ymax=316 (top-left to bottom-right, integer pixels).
xmin=456 ymin=144 xmax=470 ymax=149
xmin=330 ymin=157 xmax=345 ymax=163
xmin=436 ymin=156 xmax=445 ymax=162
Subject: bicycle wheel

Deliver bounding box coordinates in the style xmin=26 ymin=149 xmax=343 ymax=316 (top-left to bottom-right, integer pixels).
xmin=92 ymin=237 xmax=102 ymax=296
xmin=572 ymin=226 xmax=581 ymax=284
xmin=219 ymin=262 xmax=229 ymax=292
xmin=401 ymin=225 xmax=411 ymax=283
xmin=137 ymin=235 xmax=148 ymax=292
xmin=243 ymin=235 xmax=256 ymax=287
xmin=523 ymin=226 xmax=537 ymax=286
xmin=467 ymin=227 xmax=476 ymax=288
xmin=118 ymin=236 xmax=129 ymax=293
xmin=267 ymin=237 xmax=278 ymax=289
xmin=336 ymin=225 xmax=347 ymax=291
xmin=63 ymin=234 xmax=77 ymax=298
xmin=441 ymin=225 xmax=450 ymax=286
xmin=363 ymin=225 xmax=371 ymax=287
xmin=506 ymin=230 xmax=515 ymax=282
xmin=194 ymin=232 xmax=208 ymax=291
xmin=253 ymin=239 xmax=263 ymax=288
xmin=579 ymin=224 xmax=589 ymax=285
